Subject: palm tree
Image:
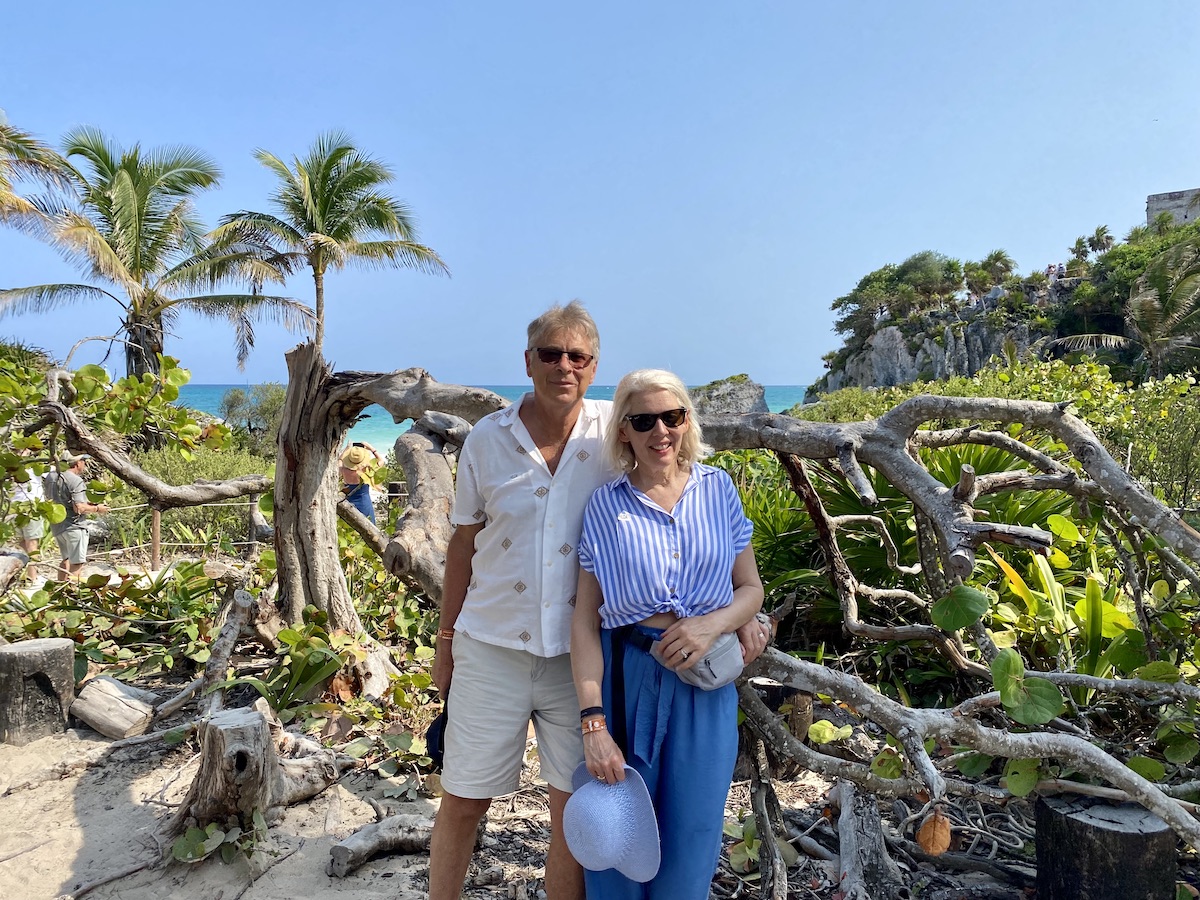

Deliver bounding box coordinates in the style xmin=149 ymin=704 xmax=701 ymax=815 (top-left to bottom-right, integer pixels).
xmin=1125 ymin=237 xmax=1200 ymax=378
xmin=1124 ymin=224 xmax=1151 ymax=245
xmin=981 ymin=249 xmax=1016 ymax=285
xmin=1050 ymin=237 xmax=1200 ymax=378
xmin=0 ymin=128 xmax=311 ymax=377
xmin=0 ymin=117 xmax=68 ymax=224
xmin=963 ymin=262 xmax=988 ymax=298
xmin=1087 ymin=225 xmax=1114 ymax=256
xmin=214 ymin=131 xmax=448 ymax=353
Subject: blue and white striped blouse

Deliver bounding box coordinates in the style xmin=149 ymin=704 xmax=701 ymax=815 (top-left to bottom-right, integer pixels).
xmin=578 ymin=463 xmax=754 ymax=628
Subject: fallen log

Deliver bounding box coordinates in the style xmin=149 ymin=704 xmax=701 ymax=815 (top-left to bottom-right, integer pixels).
xmin=0 ymin=637 xmax=75 ymax=746
xmin=326 ymin=813 xmax=435 ymax=877
xmin=71 ymin=676 xmax=160 ymax=739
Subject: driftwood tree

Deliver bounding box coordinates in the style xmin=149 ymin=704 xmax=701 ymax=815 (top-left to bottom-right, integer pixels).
xmin=272 ymin=342 xmax=505 ymax=696
xmin=24 ymin=367 xmax=1200 ymax=894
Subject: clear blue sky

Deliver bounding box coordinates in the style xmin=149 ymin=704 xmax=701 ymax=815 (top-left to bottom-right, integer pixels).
xmin=2 ymin=2 xmax=1198 ymax=387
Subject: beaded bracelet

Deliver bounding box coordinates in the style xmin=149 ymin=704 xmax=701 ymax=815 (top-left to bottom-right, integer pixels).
xmin=581 ymin=717 xmax=607 ymax=735
xmin=579 ymin=706 xmax=604 ymax=721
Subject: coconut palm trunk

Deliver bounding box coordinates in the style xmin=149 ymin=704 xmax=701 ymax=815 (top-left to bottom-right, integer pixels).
xmin=312 ymin=266 xmax=325 ymax=354
xmin=126 ymin=315 xmax=165 ymax=379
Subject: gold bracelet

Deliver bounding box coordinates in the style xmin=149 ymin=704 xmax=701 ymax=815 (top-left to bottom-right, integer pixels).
xmin=437 ymin=628 xmax=456 ymax=640
xmin=581 ymin=717 xmax=607 ymax=735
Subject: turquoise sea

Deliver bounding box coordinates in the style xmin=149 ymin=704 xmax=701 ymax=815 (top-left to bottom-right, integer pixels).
xmin=178 ymin=384 xmax=809 ymax=452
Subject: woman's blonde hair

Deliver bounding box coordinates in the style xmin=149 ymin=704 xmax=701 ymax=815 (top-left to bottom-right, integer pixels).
xmin=605 ymin=369 xmax=711 ymax=473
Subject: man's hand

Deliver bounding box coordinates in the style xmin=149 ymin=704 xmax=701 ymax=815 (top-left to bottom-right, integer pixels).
xmin=737 ymin=612 xmax=773 ymax=665
xmin=432 ymin=642 xmax=454 ymax=697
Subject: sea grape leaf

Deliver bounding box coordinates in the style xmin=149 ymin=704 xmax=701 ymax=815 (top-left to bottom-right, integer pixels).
xmin=1126 ymin=755 xmax=1166 ymax=782
xmin=931 ymin=584 xmax=990 ymax=632
xmin=1006 ymin=676 xmax=1065 ymax=725
xmin=1003 ymin=758 xmax=1040 ymax=797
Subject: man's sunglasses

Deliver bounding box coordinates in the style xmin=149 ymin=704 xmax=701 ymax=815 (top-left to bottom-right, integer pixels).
xmin=533 ymin=347 xmax=594 ymax=369
xmin=624 ymin=408 xmax=688 ymax=432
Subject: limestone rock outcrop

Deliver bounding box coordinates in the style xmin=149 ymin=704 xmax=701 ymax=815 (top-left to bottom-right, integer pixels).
xmin=691 ymin=375 xmax=769 ymax=415
xmin=812 ymin=282 xmax=1072 ymax=398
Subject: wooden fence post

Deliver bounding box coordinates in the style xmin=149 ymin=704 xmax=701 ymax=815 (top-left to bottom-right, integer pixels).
xmin=247 ymin=493 xmax=260 ymax=559
xmin=151 ymin=508 xmax=161 ymax=572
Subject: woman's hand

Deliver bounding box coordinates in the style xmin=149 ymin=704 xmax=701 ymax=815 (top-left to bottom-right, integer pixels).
xmin=584 ymin=727 xmax=627 ymax=783
xmin=657 ymin=614 xmax=723 ymax=671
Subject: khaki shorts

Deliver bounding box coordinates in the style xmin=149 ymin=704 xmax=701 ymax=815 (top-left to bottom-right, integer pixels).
xmin=18 ymin=519 xmax=44 ymax=541
xmin=442 ymin=633 xmax=583 ymax=798
xmin=54 ymin=528 xmax=89 ymax=564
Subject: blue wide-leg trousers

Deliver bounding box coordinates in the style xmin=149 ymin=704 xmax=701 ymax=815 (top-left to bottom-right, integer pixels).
xmin=584 ymin=627 xmax=739 ymax=900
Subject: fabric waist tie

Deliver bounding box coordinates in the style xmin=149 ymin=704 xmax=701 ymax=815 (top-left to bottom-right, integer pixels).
xmin=608 ymin=624 xmax=659 ymax=754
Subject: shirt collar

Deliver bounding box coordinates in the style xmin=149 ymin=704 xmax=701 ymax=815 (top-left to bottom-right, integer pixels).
xmin=498 ymin=393 xmax=599 ymax=429
xmin=606 ymin=463 xmax=711 ymax=494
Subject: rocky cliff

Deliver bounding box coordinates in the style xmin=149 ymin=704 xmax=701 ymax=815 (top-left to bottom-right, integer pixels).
xmin=813 ymin=282 xmax=1072 ymax=397
xmin=691 ymin=374 xmax=768 ymax=414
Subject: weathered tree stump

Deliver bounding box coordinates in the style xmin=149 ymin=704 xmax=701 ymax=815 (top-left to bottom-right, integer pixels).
xmin=1036 ymin=796 xmax=1177 ymax=900
xmin=70 ymin=676 xmax=160 ymax=739
xmin=169 ymin=705 xmax=352 ymax=835
xmin=0 ymin=637 xmax=75 ymax=746
xmin=835 ymin=778 xmax=905 ymax=900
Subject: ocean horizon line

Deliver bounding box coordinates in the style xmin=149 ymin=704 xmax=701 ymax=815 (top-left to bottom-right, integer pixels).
xmin=177 ymin=383 xmax=810 ymax=449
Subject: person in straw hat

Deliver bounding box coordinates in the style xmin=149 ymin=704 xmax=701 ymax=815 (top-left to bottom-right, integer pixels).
xmin=338 ymin=441 xmax=382 ymax=524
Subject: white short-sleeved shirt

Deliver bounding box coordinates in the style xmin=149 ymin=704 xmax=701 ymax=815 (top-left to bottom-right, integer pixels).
xmin=451 ymin=395 xmax=616 ymax=657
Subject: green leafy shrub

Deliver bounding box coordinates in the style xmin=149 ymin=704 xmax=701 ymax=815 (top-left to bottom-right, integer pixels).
xmin=0 ymin=562 xmax=223 ymax=675
xmin=105 ymin=445 xmax=273 ymax=552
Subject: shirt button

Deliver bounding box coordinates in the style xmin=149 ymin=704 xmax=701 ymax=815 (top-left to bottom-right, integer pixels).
xmin=673 ymin=552 xmax=679 ymax=558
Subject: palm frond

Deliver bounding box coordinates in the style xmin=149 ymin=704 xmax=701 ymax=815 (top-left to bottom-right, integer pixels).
xmin=175 ymin=293 xmax=314 ymax=330
xmin=342 ymin=239 xmax=449 ymax=275
xmin=0 ymin=283 xmax=123 ymax=317
xmin=1045 ymin=333 xmax=1130 ymax=353
xmin=48 ymin=210 xmax=140 ymax=294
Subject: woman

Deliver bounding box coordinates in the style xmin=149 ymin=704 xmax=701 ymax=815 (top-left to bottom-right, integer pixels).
xmin=571 ymin=368 xmax=765 ymax=899
xmin=338 ymin=441 xmax=382 ymax=524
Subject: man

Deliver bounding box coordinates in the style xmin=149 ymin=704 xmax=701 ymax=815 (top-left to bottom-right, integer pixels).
xmin=428 ymin=301 xmax=614 ymax=900
xmin=12 ymin=454 xmax=45 ymax=582
xmin=48 ymin=453 xmax=109 ymax=581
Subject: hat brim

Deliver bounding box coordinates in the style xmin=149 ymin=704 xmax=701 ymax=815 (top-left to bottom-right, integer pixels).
xmin=565 ymin=762 xmax=660 ymax=882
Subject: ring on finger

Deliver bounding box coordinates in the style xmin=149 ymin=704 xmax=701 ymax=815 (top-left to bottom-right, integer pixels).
xmin=681 ymin=650 xmax=690 ymax=660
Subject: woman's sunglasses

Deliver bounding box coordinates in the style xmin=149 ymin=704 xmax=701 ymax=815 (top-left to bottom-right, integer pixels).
xmin=534 ymin=347 xmax=594 ymax=369
xmin=624 ymin=408 xmax=688 ymax=432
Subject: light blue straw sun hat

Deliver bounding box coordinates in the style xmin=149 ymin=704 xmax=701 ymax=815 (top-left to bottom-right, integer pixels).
xmin=563 ymin=762 xmax=661 ymax=882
